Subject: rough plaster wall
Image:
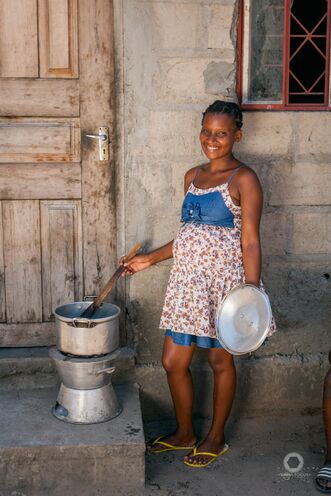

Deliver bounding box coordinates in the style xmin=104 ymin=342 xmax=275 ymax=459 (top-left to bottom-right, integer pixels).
xmin=119 ymin=0 xmax=331 ymax=418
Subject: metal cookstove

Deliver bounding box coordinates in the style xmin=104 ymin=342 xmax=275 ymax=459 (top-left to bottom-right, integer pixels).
xmin=49 ymin=301 xmax=122 ymax=424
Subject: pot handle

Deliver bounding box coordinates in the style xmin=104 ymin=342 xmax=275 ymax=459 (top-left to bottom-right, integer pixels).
xmin=96 ymin=366 xmax=116 ymax=375
xmin=83 ymin=295 xmax=96 ymax=301
xmin=72 ymin=318 xmax=91 ymax=328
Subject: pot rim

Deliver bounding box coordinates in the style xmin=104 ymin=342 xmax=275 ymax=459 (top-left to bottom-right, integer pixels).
xmin=54 ymin=301 xmax=121 ymax=324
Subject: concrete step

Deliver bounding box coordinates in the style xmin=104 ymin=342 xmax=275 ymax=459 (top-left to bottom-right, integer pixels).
xmin=0 ymin=346 xmax=136 ymax=391
xmin=0 ymin=385 xmax=145 ymax=496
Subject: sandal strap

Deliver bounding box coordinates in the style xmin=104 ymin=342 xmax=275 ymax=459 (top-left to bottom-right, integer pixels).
xmin=193 ymin=451 xmax=218 ymax=458
xmin=151 ymin=436 xmax=174 ymax=449
xmin=192 ymin=444 xmax=229 ymax=458
xmin=151 ymin=435 xmax=163 ymax=445
xmin=151 ymin=436 xmax=194 ymax=450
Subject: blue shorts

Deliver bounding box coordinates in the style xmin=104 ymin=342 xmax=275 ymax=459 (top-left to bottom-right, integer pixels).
xmin=164 ymin=329 xmax=223 ymax=349
xmin=165 ymin=330 xmax=269 ymax=350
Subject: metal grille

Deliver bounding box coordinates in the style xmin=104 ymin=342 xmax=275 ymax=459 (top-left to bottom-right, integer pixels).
xmin=238 ymin=0 xmax=331 ymax=109
xmin=287 ymin=0 xmax=330 ymax=105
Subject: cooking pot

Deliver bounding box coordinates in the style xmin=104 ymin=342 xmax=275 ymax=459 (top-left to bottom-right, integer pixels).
xmin=54 ymin=301 xmax=120 ymax=356
xmin=49 ymin=347 xmax=120 ymax=389
xmin=215 ymin=284 xmax=272 ymax=355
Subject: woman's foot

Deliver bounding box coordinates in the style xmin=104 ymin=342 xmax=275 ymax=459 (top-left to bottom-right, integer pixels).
xmin=184 ymin=436 xmax=228 ymax=466
xmin=146 ymin=432 xmax=196 ymax=454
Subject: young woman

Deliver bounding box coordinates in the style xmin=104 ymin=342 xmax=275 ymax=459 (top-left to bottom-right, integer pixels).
xmin=121 ymin=100 xmax=276 ymax=468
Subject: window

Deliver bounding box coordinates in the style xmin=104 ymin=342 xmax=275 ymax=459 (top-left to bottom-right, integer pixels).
xmin=238 ymin=0 xmax=331 ymax=109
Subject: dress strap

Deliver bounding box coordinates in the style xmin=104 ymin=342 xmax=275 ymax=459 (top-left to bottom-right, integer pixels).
xmin=191 ymin=166 xmax=202 ymax=186
xmin=226 ymin=165 xmax=243 ymax=186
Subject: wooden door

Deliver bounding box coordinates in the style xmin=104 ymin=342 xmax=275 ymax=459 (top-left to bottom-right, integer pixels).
xmin=0 ymin=0 xmax=116 ymax=346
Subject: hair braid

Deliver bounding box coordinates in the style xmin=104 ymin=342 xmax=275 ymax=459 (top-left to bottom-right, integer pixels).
xmin=202 ymin=100 xmax=243 ymax=129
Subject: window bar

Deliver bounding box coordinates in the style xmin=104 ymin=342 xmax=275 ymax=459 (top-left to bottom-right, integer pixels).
xmin=286 ymin=0 xmax=330 ymax=106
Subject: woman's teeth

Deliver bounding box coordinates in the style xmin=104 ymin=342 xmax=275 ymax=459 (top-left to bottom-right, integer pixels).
xmin=206 ymin=146 xmax=218 ymax=151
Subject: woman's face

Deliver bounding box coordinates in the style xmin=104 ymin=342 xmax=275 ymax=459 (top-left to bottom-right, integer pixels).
xmin=199 ymin=112 xmax=242 ymax=161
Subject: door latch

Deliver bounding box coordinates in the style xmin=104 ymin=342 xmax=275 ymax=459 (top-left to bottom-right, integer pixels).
xmin=85 ymin=127 xmax=109 ymax=161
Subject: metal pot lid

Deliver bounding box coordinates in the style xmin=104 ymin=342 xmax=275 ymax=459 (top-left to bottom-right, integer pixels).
xmin=54 ymin=301 xmax=121 ymax=323
xmin=215 ymin=284 xmax=272 ymax=355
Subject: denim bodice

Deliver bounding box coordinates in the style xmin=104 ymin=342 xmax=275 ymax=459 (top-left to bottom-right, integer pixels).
xmin=181 ymin=190 xmax=234 ymax=227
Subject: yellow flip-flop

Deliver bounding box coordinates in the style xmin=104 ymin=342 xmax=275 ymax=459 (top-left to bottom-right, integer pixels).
xmin=146 ymin=435 xmax=196 ymax=454
xmin=183 ymin=443 xmax=229 ymax=467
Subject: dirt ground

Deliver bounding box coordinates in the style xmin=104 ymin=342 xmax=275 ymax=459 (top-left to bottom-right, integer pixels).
xmin=143 ymin=414 xmax=325 ymax=496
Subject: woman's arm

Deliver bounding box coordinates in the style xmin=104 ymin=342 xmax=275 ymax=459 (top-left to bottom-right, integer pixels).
xmin=237 ymin=170 xmax=263 ymax=287
xmin=145 ymin=241 xmax=174 ymax=265
xmin=121 ymin=241 xmax=173 ymax=275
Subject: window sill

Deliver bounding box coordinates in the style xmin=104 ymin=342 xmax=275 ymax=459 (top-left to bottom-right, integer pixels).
xmin=240 ymin=103 xmax=331 ymax=111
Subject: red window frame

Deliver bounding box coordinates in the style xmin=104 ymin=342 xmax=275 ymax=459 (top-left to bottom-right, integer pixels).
xmin=237 ymin=0 xmax=331 ymax=110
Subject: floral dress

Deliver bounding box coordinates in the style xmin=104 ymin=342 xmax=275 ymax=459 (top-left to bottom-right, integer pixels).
xmin=159 ymin=171 xmax=276 ymax=347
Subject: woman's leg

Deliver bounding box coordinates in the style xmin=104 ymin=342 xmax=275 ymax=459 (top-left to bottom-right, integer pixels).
xmin=316 ymin=351 xmax=331 ymax=490
xmin=147 ymin=336 xmax=197 ymax=451
xmin=185 ymin=347 xmax=236 ymax=464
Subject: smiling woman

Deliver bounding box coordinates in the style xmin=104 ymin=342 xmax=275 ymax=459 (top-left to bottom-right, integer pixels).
xmin=120 ymin=100 xmax=276 ymax=468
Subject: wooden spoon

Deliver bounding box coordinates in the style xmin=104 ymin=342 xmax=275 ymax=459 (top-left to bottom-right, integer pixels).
xmin=80 ymin=243 xmax=141 ymax=319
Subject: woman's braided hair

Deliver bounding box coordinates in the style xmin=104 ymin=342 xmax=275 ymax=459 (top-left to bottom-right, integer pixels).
xmin=202 ymin=100 xmax=243 ymax=130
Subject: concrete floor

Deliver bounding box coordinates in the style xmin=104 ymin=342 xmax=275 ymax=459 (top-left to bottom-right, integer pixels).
xmin=143 ymin=414 xmax=326 ymax=496
xmin=0 ymin=385 xmax=326 ymax=495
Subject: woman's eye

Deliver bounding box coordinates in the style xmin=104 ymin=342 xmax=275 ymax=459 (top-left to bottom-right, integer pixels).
xmin=217 ymin=132 xmax=226 ymax=137
xmin=201 ymin=129 xmax=210 ymax=136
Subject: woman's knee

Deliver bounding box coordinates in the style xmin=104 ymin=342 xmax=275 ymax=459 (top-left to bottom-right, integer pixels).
xmin=162 ymin=353 xmax=190 ymax=374
xmin=208 ymin=352 xmax=234 ymax=374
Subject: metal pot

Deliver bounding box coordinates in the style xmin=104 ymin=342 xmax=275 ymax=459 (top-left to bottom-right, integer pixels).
xmin=49 ymin=347 xmax=120 ymax=389
xmin=54 ymin=301 xmax=120 ymax=356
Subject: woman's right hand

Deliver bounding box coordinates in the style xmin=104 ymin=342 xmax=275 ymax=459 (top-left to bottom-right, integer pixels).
xmin=119 ymin=253 xmax=153 ymax=276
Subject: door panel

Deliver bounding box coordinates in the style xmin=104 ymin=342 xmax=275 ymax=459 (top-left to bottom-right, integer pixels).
xmin=0 ymin=0 xmax=116 ymax=346
xmin=0 ymin=0 xmax=38 ymax=77
xmin=0 ymin=118 xmax=81 ymax=162
xmin=0 ymin=79 xmax=80 ymax=117
xmin=3 ymin=201 xmax=42 ymax=323
xmin=39 ymin=0 xmax=79 ymax=78
xmin=0 ymin=164 xmax=81 ymax=200
xmin=41 ymin=201 xmax=82 ymax=321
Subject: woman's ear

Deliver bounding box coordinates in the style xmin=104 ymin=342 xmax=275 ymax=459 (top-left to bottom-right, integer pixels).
xmin=235 ymin=129 xmax=242 ymax=142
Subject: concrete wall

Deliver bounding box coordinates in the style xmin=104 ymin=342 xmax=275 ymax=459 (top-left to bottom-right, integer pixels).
xmin=114 ymin=0 xmax=331 ymax=419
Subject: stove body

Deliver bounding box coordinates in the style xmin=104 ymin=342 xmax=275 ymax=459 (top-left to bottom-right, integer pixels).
xmin=50 ymin=302 xmax=122 ymax=424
